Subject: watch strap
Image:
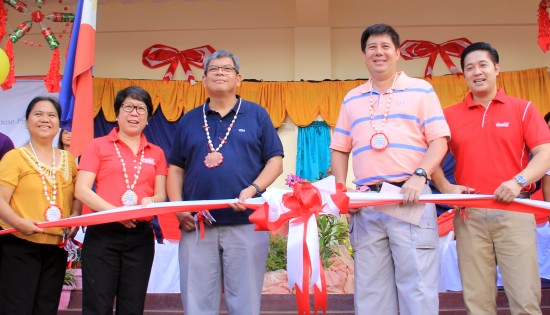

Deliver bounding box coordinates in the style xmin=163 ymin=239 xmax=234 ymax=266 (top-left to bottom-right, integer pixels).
xmin=514 ymin=175 xmax=527 ymax=188
xmin=250 ymin=183 xmax=262 ymax=196
xmin=413 ymin=168 xmax=428 ymax=183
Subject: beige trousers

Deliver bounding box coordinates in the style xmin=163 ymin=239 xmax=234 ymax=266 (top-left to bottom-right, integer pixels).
xmin=454 ymin=208 xmax=541 ymax=315
xmin=351 ymin=185 xmax=439 ymax=315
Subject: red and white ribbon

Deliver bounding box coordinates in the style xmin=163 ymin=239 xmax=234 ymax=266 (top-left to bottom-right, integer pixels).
xmin=3 ymin=191 xmax=545 ymax=235
xmin=345 ymin=192 xmax=550 ymax=217
xmin=399 ymin=38 xmax=472 ymax=78
xmin=249 ymin=176 xmax=349 ymax=315
xmin=2 ymin=180 xmax=550 ymax=315
xmin=0 ymin=199 xmax=235 ymax=235
xmin=194 ymin=210 xmax=215 ymax=240
xmin=142 ymin=44 xmax=216 ymax=84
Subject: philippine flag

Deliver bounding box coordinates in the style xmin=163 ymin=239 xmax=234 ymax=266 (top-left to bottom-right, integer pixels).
xmin=59 ymin=0 xmax=97 ymax=157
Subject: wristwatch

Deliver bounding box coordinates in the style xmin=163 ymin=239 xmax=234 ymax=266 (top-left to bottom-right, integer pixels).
xmin=250 ymin=183 xmax=262 ymax=196
xmin=413 ymin=168 xmax=428 ymax=183
xmin=514 ymin=175 xmax=527 ymax=188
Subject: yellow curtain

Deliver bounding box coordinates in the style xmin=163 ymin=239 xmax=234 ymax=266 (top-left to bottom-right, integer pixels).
xmin=93 ymin=67 xmax=550 ymax=126
xmin=426 ymin=75 xmax=469 ymax=109
xmin=497 ymin=67 xmax=550 ymax=116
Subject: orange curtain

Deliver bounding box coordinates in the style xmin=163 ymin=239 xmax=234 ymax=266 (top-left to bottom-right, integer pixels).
xmin=497 ymin=67 xmax=550 ymax=116
xmin=93 ymin=67 xmax=550 ymax=126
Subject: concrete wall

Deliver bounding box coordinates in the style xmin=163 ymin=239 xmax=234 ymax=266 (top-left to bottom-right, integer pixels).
xmin=6 ymin=0 xmax=549 ymax=187
xmin=11 ymin=0 xmax=548 ymax=80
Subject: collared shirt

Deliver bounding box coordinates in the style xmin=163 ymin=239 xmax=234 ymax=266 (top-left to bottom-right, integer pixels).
xmin=168 ymin=96 xmax=284 ymax=225
xmin=445 ymin=89 xmax=550 ymax=193
xmin=330 ymin=72 xmax=450 ymax=185
xmin=78 ymin=128 xmax=168 ymax=214
xmin=0 ymin=148 xmax=77 ymax=244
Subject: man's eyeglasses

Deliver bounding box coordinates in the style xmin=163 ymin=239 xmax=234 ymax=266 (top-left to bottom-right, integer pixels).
xmin=121 ymin=104 xmax=148 ymax=115
xmin=206 ymin=65 xmax=238 ymax=75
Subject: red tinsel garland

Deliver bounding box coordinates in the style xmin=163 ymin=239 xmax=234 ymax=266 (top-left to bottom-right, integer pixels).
xmin=1 ymin=40 xmax=15 ymax=90
xmin=0 ymin=2 xmax=6 ymax=43
xmin=539 ymin=0 xmax=550 ymax=53
xmin=44 ymin=47 xmax=61 ymax=92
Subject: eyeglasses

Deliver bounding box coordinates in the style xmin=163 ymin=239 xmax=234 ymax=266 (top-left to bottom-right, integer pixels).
xmin=121 ymin=103 xmax=148 ymax=115
xmin=206 ymin=65 xmax=238 ymax=75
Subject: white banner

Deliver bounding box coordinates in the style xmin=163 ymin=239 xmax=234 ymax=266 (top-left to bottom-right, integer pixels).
xmin=0 ymin=80 xmax=59 ymax=147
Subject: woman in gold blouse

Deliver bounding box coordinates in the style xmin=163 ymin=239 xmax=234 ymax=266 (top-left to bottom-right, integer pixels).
xmin=0 ymin=96 xmax=80 ymax=314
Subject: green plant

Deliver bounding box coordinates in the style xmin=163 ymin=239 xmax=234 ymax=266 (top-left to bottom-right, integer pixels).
xmin=266 ymin=235 xmax=288 ymax=272
xmin=63 ymin=269 xmax=76 ymax=287
xmin=317 ymin=214 xmax=349 ymax=269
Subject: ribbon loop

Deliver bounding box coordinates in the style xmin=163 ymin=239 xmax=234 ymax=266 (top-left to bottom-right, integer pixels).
xmin=400 ymin=38 xmax=472 ymax=78
xmin=250 ymin=176 xmax=349 ymax=315
xmin=193 ymin=210 xmax=215 ymax=240
xmin=142 ymin=44 xmax=216 ymax=84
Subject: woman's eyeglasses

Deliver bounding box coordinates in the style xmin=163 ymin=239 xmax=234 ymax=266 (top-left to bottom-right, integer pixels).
xmin=121 ymin=104 xmax=148 ymax=115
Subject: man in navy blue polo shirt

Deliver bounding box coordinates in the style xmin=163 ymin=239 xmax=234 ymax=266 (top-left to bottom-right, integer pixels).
xmin=167 ymin=50 xmax=284 ymax=315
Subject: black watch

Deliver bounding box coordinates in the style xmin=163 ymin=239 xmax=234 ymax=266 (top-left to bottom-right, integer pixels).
xmin=413 ymin=168 xmax=428 ymax=183
xmin=250 ymin=183 xmax=262 ymax=196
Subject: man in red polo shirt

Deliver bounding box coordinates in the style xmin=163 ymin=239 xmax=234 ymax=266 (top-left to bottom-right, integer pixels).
xmin=432 ymin=42 xmax=550 ymax=315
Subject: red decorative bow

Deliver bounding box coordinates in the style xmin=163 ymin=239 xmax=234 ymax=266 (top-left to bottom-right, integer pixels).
xmin=250 ymin=178 xmax=349 ymax=315
xmin=194 ymin=210 xmax=215 ymax=240
xmin=539 ymin=0 xmax=550 ymax=53
xmin=399 ymin=38 xmax=472 ymax=78
xmin=142 ymin=44 xmax=216 ymax=84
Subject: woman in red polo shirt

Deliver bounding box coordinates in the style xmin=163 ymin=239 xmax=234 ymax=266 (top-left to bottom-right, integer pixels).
xmin=75 ymin=86 xmax=167 ymax=315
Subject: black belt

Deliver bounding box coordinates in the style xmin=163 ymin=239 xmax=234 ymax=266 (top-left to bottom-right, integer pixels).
xmin=365 ymin=180 xmax=407 ymax=192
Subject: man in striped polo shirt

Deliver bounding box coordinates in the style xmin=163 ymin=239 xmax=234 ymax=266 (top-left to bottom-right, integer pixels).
xmin=330 ymin=23 xmax=450 ymax=315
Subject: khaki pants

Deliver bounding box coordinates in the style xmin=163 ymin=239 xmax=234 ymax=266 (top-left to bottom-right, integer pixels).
xmin=454 ymin=208 xmax=541 ymax=315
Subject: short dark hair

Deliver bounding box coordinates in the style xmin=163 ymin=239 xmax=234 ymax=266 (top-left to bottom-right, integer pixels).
xmin=544 ymin=112 xmax=550 ymax=124
xmin=460 ymin=42 xmax=499 ymax=71
xmin=203 ymin=50 xmax=240 ymax=75
xmin=360 ymin=23 xmax=400 ymax=52
xmin=114 ymin=86 xmax=154 ymax=120
xmin=25 ymin=96 xmax=62 ymax=120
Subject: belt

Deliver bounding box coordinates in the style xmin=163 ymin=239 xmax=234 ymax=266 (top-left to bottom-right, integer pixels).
xmin=365 ymin=180 xmax=407 ymax=192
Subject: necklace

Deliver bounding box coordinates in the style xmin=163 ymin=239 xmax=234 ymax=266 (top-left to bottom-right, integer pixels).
xmin=114 ymin=142 xmax=145 ymax=206
xmin=29 ymin=141 xmax=61 ymax=221
xmin=202 ymin=98 xmax=242 ymax=168
xmin=368 ymin=73 xmax=398 ymax=150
